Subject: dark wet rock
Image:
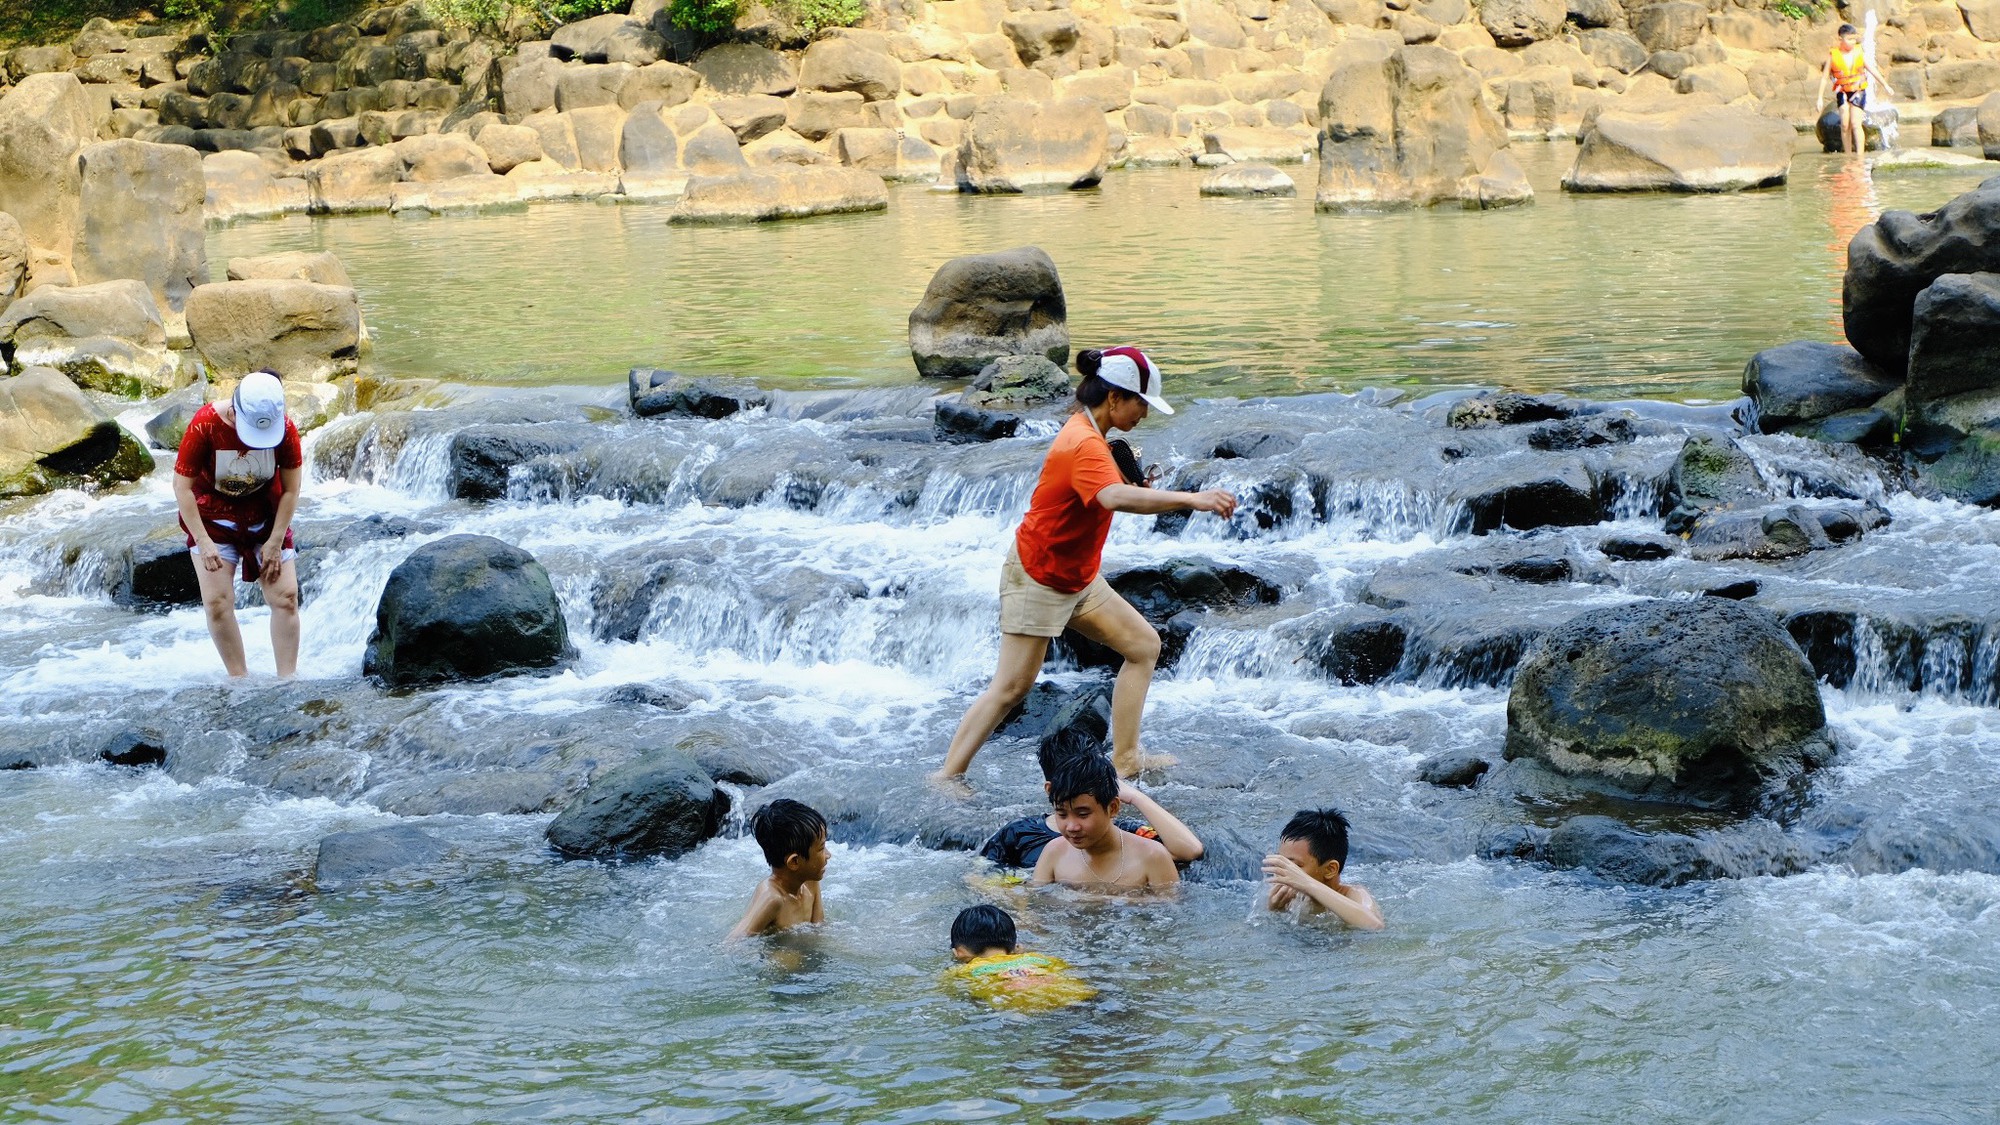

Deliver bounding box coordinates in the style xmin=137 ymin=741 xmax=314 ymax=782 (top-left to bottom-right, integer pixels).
xmin=1 ymin=755 xmax=34 ymax=770
xmin=1918 ymin=422 xmax=2000 ymax=506
xmin=1056 ymin=560 xmax=1282 ymax=671
xmin=1665 ymin=434 xmax=1765 ymax=513
xmin=688 ymin=428 xmax=853 ymax=508
xmin=292 ymin=514 xmax=430 ymax=599
xmin=965 ymin=354 xmax=1072 ymax=407
xmin=314 ymin=825 xmax=450 ymax=889
xmin=1741 ymin=341 xmax=1900 ymax=433
xmin=255 ymin=747 xmax=370 ymax=802
xmin=1451 ymin=459 xmax=1603 ymax=534
xmin=1446 ymin=392 xmax=1575 ymax=429
xmin=144 ymin=385 xmax=205 ymax=450
xmin=908 ymin=246 xmax=1069 ymax=380
xmin=1906 ymin=273 xmax=2000 ymax=405
xmin=589 ymin=544 xmax=865 ymax=646
xmin=1703 ymin=579 xmax=1760 ymax=600
xmin=1600 ymin=533 xmax=1676 ymax=561
xmin=1686 ymin=501 xmax=1891 ymax=561
xmin=111 ymin=533 xmax=201 ymax=610
xmin=1417 ymin=751 xmax=1489 ymax=788
xmin=100 ymin=728 xmax=166 ymax=767
xmin=1212 ymin=428 xmax=1307 ymax=460
xmin=1540 ymin=815 xmax=1723 ymax=887
xmin=1783 ymin=608 xmax=1857 ymax=687
xmin=1493 ymin=556 xmax=1571 ymax=584
xmin=364 ymin=534 xmax=575 ymax=687
xmin=1525 ymin=413 xmax=1635 ymax=451
xmin=446 ymin=423 xmax=596 ymax=501
xmin=628 ymin=367 xmax=770 ymax=419
xmin=1505 ymin=598 xmax=1831 ymax=808
xmin=1039 ymin=686 xmax=1111 ymax=767
xmin=1298 ymin=609 xmax=1408 ymax=686
xmin=1837 ymin=809 xmax=2000 ymax=877
xmin=996 ymin=679 xmax=1095 ymax=740
xmin=934 ymin=398 xmax=1021 ymax=443
xmin=545 ymin=751 xmax=728 ymax=861
xmin=1479 ymin=823 xmax=1546 ymax=859
xmin=605 ymin=682 xmax=703 ymax=711
xmin=1801 ymin=407 xmax=1896 ymax=447
xmin=1843 ymin=177 xmax=2000 ymax=379
xmin=368 ymin=770 xmax=568 ymax=816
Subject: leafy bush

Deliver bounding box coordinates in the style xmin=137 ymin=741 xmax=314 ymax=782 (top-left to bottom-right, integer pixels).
xmin=420 ymin=0 xmax=621 ymax=31
xmin=1775 ymin=0 xmax=1831 ymax=20
xmin=668 ymin=0 xmax=743 ymax=35
xmin=774 ymin=0 xmax=863 ymax=35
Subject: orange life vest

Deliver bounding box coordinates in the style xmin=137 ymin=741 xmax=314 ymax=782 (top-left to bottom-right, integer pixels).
xmin=1830 ymin=45 xmax=1867 ymax=93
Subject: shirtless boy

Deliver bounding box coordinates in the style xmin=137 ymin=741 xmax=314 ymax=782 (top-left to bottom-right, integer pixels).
xmin=1031 ymin=754 xmax=1179 ymax=894
xmin=726 ymin=799 xmax=828 ymax=940
xmin=1262 ymin=808 xmax=1384 ymax=930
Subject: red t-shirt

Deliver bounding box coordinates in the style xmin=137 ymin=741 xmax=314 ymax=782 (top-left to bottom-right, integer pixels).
xmin=173 ymin=402 xmax=304 ymax=528
xmin=1014 ymin=412 xmax=1124 ymax=593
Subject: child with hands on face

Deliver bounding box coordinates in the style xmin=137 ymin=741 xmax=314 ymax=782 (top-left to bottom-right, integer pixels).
xmin=1263 ymin=808 xmax=1384 ymax=931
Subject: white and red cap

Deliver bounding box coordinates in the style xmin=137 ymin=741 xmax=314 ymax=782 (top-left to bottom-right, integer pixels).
xmin=1097 ymin=346 xmax=1172 ymax=414
xmin=232 ymin=370 xmax=288 ymax=449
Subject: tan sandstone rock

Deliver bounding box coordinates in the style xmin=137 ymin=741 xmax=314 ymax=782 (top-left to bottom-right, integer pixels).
xmin=204 ymin=151 xmax=310 ymax=223
xmin=0 ymin=74 xmax=99 ymax=257
xmin=0 ymin=280 xmax=180 ymax=396
xmin=1565 ymin=103 xmax=1794 ymax=192
xmin=74 ymin=140 xmax=207 ymax=320
xmin=226 ymin=251 xmax=353 ymax=287
xmin=957 ymin=96 xmax=1109 ymax=191
xmin=668 ymin=166 xmax=889 ymax=223
xmin=186 ymin=279 xmax=361 ymax=381
xmin=0 ymin=365 xmax=152 ymax=498
xmin=1317 ymin=45 xmax=1533 ymax=209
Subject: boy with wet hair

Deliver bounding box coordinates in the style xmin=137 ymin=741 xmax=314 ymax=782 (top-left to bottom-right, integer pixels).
xmin=946 ymin=904 xmax=1095 ymax=1011
xmin=1031 ymin=754 xmax=1180 ymax=893
xmin=1263 ymin=808 xmax=1384 ymax=930
xmin=979 ymin=737 xmax=1204 ymax=869
xmin=726 ymin=798 xmax=829 ymax=940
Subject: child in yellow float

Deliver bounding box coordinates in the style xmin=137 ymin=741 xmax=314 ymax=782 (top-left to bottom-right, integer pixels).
xmin=946 ymin=905 xmax=1096 ymax=1012
xmin=1817 ymin=22 xmax=1892 ymax=155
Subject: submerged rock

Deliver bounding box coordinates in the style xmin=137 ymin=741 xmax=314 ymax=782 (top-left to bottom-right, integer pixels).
xmin=364 ymin=535 xmax=575 ymax=687
xmin=908 ymin=246 xmax=1069 ymax=380
xmin=1742 ymin=341 xmax=1899 ymax=433
xmin=100 ymin=728 xmax=167 ymax=768
xmin=669 ymin=166 xmax=888 ymax=223
xmin=1200 ymin=163 xmax=1297 ymax=197
xmin=934 ymin=399 xmax=1020 ymax=443
xmin=1540 ymin=815 xmax=1725 ymax=886
xmin=545 ymin=751 xmax=727 ymax=861
xmin=1417 ymin=751 xmax=1489 ymax=788
xmin=1446 ymin=392 xmax=1574 ymax=428
xmin=315 ymin=825 xmax=451 ymax=890
xmin=1505 ymin=598 xmax=1831 ymax=808
xmin=628 ymin=367 xmax=770 ymax=418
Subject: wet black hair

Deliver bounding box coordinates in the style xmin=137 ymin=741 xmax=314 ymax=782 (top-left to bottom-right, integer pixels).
xmin=1047 ymin=753 xmax=1119 ymax=809
xmin=1280 ymin=808 xmax=1352 ymax=871
xmin=1838 ymin=22 xmax=1856 ymax=34
xmin=950 ymin=904 xmax=1017 ymax=953
xmin=751 ymin=798 xmax=826 ymax=868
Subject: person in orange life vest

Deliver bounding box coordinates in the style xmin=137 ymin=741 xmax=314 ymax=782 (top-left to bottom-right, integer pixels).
xmin=172 ymin=370 xmax=305 ymax=678
xmin=1817 ymin=23 xmax=1891 ymax=155
xmin=931 ymin=347 xmax=1238 ymax=792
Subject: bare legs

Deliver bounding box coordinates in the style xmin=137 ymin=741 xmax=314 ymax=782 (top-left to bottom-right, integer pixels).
xmin=1068 ymin=593 xmax=1174 ymax=777
xmin=935 ymin=632 xmax=1050 ymax=785
xmin=1841 ymin=100 xmax=1862 ymax=155
xmin=192 ymin=555 xmax=300 ymax=678
xmin=934 ymin=591 xmax=1174 ymax=788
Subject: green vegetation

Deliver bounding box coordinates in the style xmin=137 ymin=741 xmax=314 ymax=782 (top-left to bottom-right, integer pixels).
xmin=1774 ymin=0 xmax=1831 ymax=20
xmin=772 ymin=0 xmax=861 ymax=35
xmin=420 ymin=0 xmax=622 ymax=31
xmin=0 ymin=1 xmax=157 ymax=46
xmin=666 ymin=0 xmax=742 ymax=35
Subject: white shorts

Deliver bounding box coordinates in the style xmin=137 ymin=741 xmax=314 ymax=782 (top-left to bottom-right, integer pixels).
xmin=191 ymin=542 xmax=296 ymax=571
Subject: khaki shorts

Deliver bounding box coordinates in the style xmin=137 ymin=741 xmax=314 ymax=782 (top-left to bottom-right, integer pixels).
xmin=998 ymin=545 xmax=1117 ymax=638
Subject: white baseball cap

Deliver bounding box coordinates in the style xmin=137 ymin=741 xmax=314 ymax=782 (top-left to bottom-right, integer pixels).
xmin=232 ymin=371 xmax=288 ymax=449
xmin=1097 ymin=346 xmax=1173 ymax=415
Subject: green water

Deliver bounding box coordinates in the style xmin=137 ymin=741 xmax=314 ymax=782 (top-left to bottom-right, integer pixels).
xmin=206 ymin=145 xmax=1997 ymax=401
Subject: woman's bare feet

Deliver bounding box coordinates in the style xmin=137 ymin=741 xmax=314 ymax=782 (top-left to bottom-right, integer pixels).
xmin=928 ymin=771 xmax=974 ymax=799
xmin=1113 ymin=750 xmax=1178 ymax=778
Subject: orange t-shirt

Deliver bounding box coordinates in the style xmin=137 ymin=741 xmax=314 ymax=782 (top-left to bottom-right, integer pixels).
xmin=1014 ymin=412 xmax=1124 ymax=594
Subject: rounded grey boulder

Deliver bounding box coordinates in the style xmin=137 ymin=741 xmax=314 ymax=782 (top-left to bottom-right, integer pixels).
xmin=546 ymin=752 xmax=727 ymax=861
xmin=364 ymin=534 xmax=574 ymax=687
xmin=1504 ymin=598 xmax=1830 ymax=807
xmin=908 ymin=246 xmax=1069 ymax=380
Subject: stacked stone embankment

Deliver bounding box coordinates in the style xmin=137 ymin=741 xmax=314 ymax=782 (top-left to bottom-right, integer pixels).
xmin=2 ymin=0 xmax=1996 ymax=224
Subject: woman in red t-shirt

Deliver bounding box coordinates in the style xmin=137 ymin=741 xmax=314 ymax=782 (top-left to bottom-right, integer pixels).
xmin=934 ymin=347 xmax=1237 ymax=790
xmin=172 ymin=371 xmax=305 ymax=678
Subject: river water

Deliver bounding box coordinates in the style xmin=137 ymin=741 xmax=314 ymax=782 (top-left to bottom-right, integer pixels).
xmin=5 ymin=147 xmax=2000 ymax=1122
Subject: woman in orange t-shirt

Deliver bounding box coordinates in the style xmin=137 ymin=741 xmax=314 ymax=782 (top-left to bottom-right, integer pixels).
xmin=934 ymin=347 xmax=1238 ymax=790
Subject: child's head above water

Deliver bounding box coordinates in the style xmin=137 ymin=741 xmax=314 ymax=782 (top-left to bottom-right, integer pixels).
xmin=752 ymin=798 xmax=829 ymax=877
xmin=1278 ymin=807 xmax=1352 ymax=882
xmin=949 ymin=904 xmax=1018 ymax=960
xmin=1045 ymin=753 xmax=1123 ymax=849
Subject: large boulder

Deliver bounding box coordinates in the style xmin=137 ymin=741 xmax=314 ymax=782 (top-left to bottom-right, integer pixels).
xmin=1983 ymin=92 xmax=2000 ymax=160
xmin=798 ymin=38 xmax=901 ymax=102
xmin=394 ymin=133 xmax=491 ymax=182
xmin=1906 ymin=272 xmax=2000 ymax=403
xmin=0 ymin=279 xmax=178 ymax=396
xmin=957 ymin=97 xmax=1109 ymax=193
xmin=0 ymin=365 xmax=152 ymax=498
xmin=204 ymin=150 xmax=310 ymax=223
xmin=1565 ymin=104 xmax=1794 ymax=192
xmin=545 ymin=751 xmax=727 ymax=861
xmin=1200 ymin=162 xmax=1298 ymax=196
xmin=1316 ymin=45 xmax=1533 ymax=210
xmin=73 ymin=140 xmax=207 ymax=319
xmin=226 ymin=250 xmax=353 ymax=287
xmin=908 ymin=246 xmax=1069 ymax=379
xmin=668 ymin=166 xmax=888 ymax=223
xmin=1845 ymin=177 xmax=2000 ymax=379
xmin=0 ymin=73 xmax=97 ymax=256
xmin=1741 ymin=341 xmax=1900 ymax=432
xmin=314 ymin=826 xmax=450 ymax=890
xmin=1481 ymin=0 xmax=1566 ymax=45
xmin=691 ymin=43 xmax=798 ymax=97
xmin=1505 ymin=598 xmax=1830 ymax=807
xmin=184 ymin=280 xmax=362 ymax=381
xmin=550 ymin=13 xmax=665 ymax=66
xmin=0 ymin=213 xmax=27 ymax=317
xmin=307 ymin=146 xmax=404 ymax=214
xmin=364 ymin=534 xmax=575 ymax=687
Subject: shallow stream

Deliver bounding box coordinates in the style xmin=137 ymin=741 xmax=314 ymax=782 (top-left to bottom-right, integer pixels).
xmin=5 ymin=147 xmax=2000 ymax=1122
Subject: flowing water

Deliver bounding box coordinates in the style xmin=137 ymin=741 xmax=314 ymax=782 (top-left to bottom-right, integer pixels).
xmin=6 ymin=151 xmax=2000 ymax=1123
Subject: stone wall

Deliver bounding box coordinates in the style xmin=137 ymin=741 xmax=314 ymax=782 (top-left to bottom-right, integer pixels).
xmin=1 ymin=0 xmax=1993 ymax=222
